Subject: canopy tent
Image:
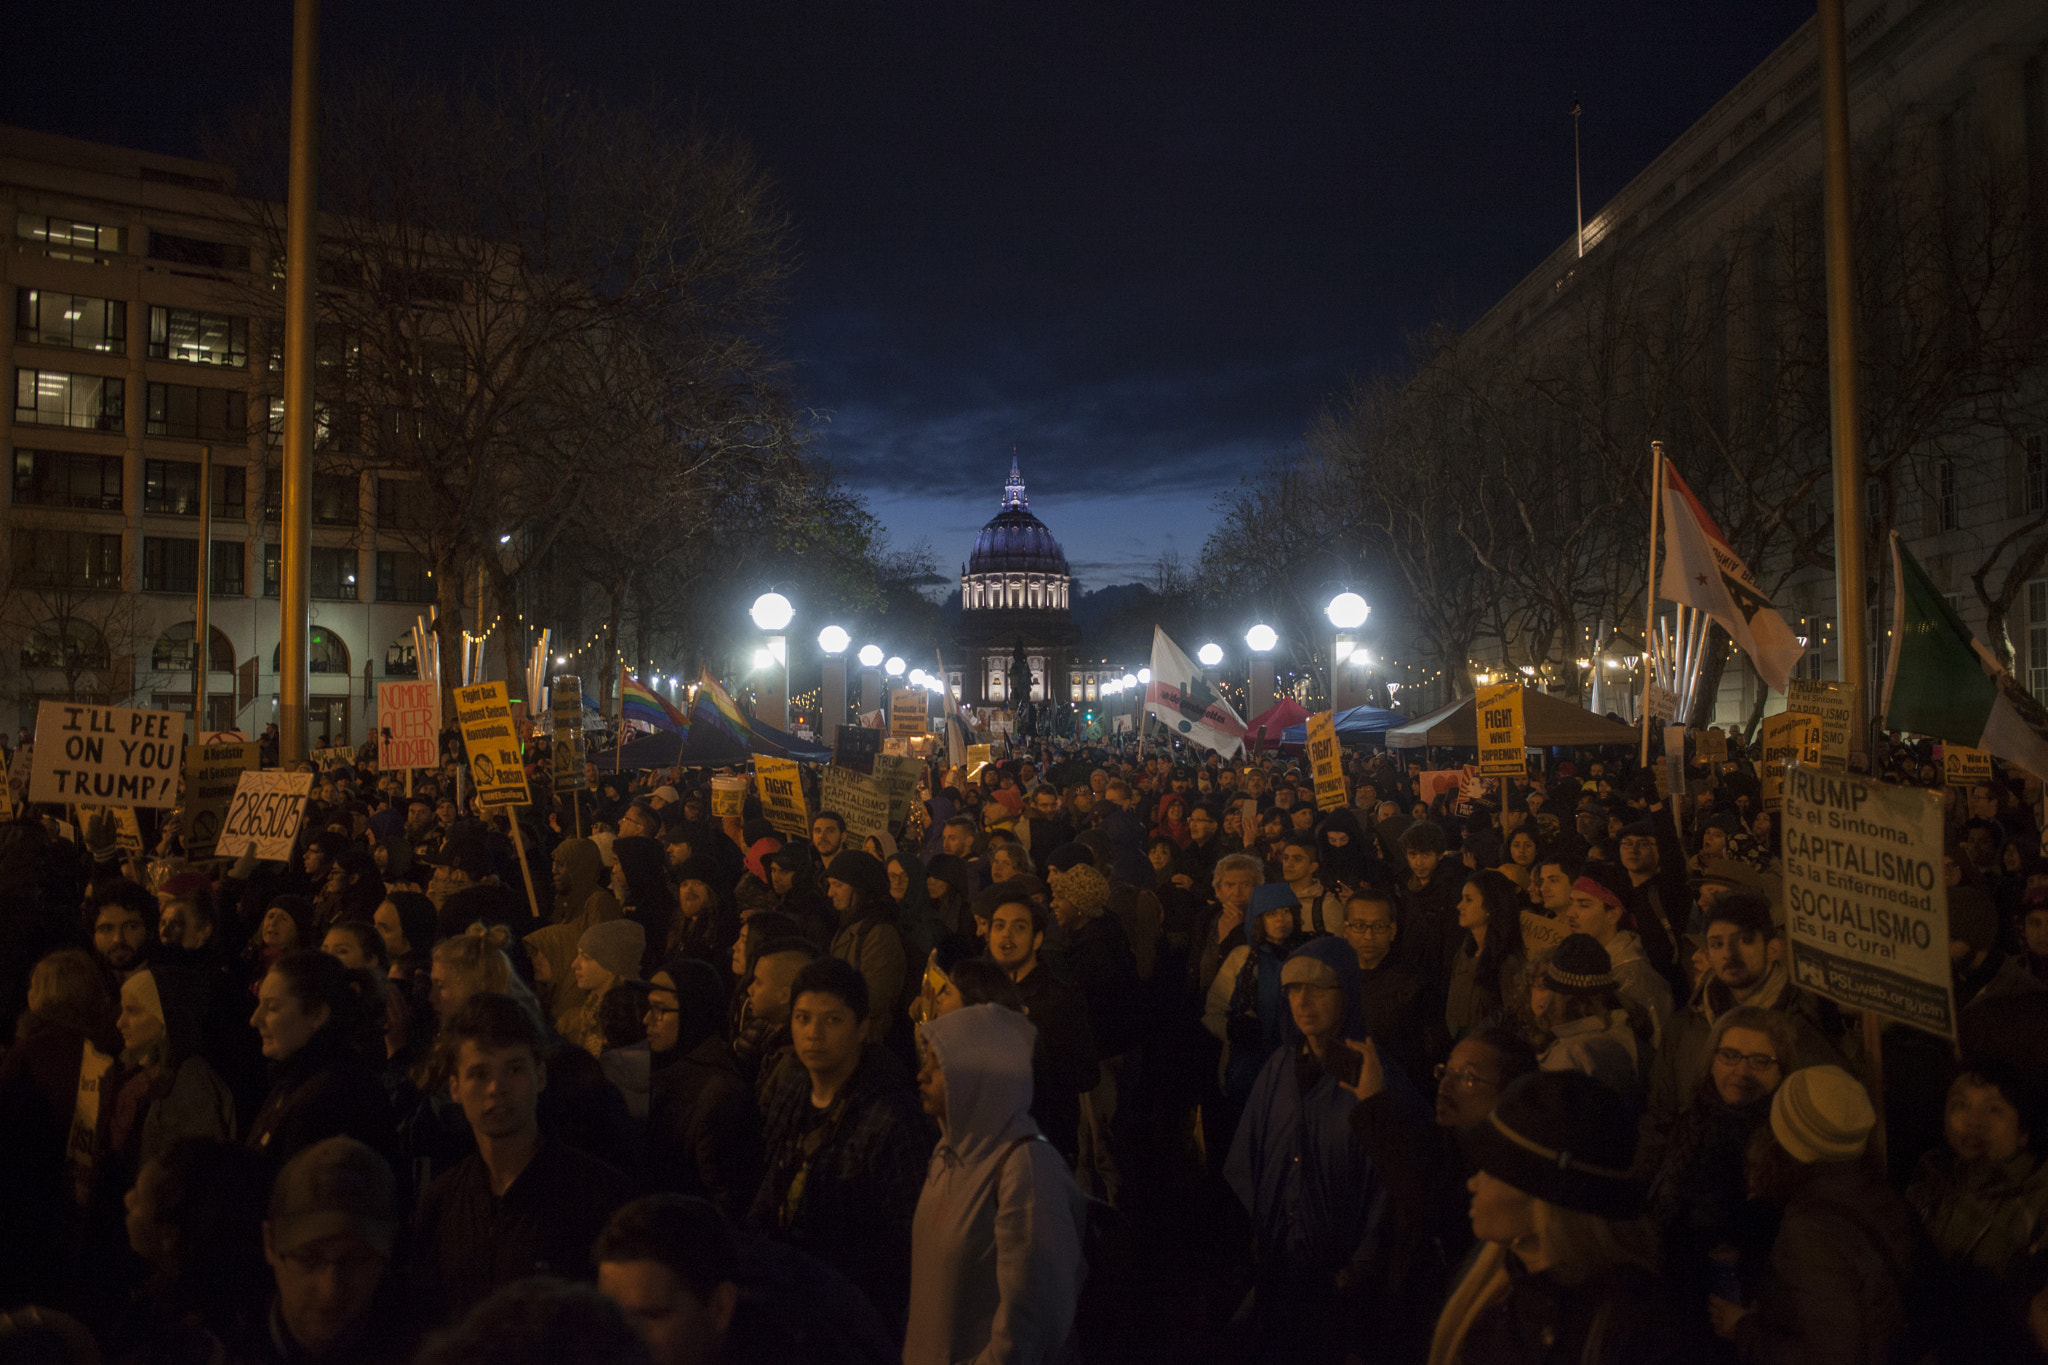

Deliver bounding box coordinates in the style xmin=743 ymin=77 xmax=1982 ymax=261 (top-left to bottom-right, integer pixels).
xmin=1384 ymin=686 xmax=1638 ymax=750
xmin=591 ymin=716 xmax=830 ymax=772
xmin=1243 ymin=697 xmax=1311 ymax=743
xmin=1278 ymin=704 xmax=1408 ymax=745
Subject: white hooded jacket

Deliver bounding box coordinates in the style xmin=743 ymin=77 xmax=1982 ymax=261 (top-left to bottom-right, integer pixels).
xmin=904 ymin=1003 xmax=1088 ymax=1365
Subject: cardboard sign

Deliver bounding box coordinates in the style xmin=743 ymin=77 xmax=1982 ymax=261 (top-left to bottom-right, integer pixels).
xmin=1475 ymin=683 xmax=1525 ymax=777
xmin=1783 ymin=764 xmax=1954 ymax=1039
xmin=1941 ymin=744 xmax=1992 ymax=786
xmin=76 ymin=805 xmax=145 ymax=856
xmin=1306 ymin=711 xmax=1345 ymax=811
xmin=1760 ymin=712 xmax=1822 ymax=767
xmin=551 ymin=676 xmax=587 ymax=791
xmin=29 ymin=702 xmax=184 ymax=808
xmin=889 ymin=690 xmax=928 ymax=738
xmin=216 ymin=770 xmax=315 ymax=862
xmin=1662 ymin=725 xmax=1687 ymax=841
xmin=1761 ymin=758 xmax=1787 ymax=812
xmin=5 ymin=746 xmax=30 ymax=809
xmin=819 ymin=765 xmax=890 ymax=844
xmin=309 ymin=746 xmax=354 ymax=768
xmin=709 ymin=775 xmax=748 ymax=819
xmin=872 ymin=752 xmax=921 ymax=827
xmin=182 ymin=740 xmax=260 ymax=859
xmin=1785 ymin=679 xmax=1852 ymax=769
xmin=1418 ymin=767 xmax=1473 ymax=804
xmin=1645 ymin=683 xmax=1678 ymax=723
xmin=834 ymin=724 xmax=880 ymax=774
xmin=1696 ymin=729 xmax=1728 ymax=762
xmin=453 ymin=681 xmax=531 ymax=808
xmin=1520 ymin=910 xmax=1569 ymax=959
xmin=752 ymin=755 xmax=809 ymax=837
xmin=965 ymin=743 xmax=992 ymax=778
xmin=378 ymin=681 xmax=440 ymax=771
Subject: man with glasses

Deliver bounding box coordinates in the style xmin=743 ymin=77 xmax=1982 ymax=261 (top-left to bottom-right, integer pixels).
xmin=616 ymin=801 xmax=661 ymax=842
xmin=1339 ymin=889 xmax=1439 ymax=1092
xmin=1617 ymin=819 xmax=1686 ymax=991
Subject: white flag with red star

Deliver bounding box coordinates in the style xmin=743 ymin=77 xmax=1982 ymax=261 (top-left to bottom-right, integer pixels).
xmin=1658 ymin=462 xmax=1803 ymax=693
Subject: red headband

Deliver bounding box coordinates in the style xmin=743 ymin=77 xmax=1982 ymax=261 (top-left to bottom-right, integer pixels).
xmin=1571 ymin=876 xmax=1626 ymax=912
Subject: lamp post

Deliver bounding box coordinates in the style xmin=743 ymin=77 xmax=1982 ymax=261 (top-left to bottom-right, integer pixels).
xmin=857 ymin=644 xmax=883 ymax=720
xmin=818 ymin=625 xmax=849 ymax=747
xmin=1245 ymin=624 xmax=1277 ymax=725
xmin=1326 ymin=592 xmax=1370 ymax=713
xmin=749 ymin=592 xmax=794 ymax=732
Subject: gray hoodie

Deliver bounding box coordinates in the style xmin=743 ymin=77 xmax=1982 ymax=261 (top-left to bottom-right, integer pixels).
xmin=904 ymin=1004 xmax=1087 ymax=1365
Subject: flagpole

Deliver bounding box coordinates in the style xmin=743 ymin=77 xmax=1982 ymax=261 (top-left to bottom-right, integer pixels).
xmin=616 ymin=662 xmax=626 ymax=776
xmin=1642 ymin=441 xmax=1662 ymax=769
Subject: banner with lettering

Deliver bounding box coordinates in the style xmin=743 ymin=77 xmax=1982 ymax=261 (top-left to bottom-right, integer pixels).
xmin=29 ymin=702 xmax=184 ymax=808
xmin=1475 ymin=683 xmax=1525 ymax=777
xmin=752 ymin=755 xmax=810 ymax=837
xmin=453 ymin=682 xmax=531 ymax=808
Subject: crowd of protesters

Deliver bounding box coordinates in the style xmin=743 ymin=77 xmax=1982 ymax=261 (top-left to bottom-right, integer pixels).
xmin=0 ymin=716 xmax=2046 ymax=1364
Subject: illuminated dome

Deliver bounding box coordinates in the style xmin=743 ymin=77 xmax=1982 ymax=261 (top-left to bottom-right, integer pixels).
xmin=966 ymin=458 xmax=1070 ymax=577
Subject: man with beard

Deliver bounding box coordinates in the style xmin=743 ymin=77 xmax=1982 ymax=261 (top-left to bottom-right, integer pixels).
xmin=88 ymin=880 xmax=155 ymax=983
xmin=1638 ymin=892 xmax=1844 ymax=1177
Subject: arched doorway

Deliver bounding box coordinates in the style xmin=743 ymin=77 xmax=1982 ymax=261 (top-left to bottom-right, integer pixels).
xmin=152 ymin=622 xmax=235 ymax=673
xmin=272 ymin=627 xmax=351 ymax=675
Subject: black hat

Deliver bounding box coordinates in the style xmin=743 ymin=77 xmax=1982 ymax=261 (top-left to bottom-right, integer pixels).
xmin=1459 ymin=1071 xmax=1644 ymax=1218
xmin=825 ymin=850 xmax=891 ymax=905
xmin=1541 ymin=933 xmax=1617 ymax=996
xmin=1043 ymin=843 xmax=1094 ymax=874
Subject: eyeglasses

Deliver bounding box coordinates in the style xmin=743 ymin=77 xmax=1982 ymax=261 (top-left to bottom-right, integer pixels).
xmin=1344 ymin=921 xmax=1396 ymax=936
xmin=644 ymin=1003 xmax=679 ymax=1019
xmin=1434 ymin=1064 xmax=1497 ymax=1092
xmin=1712 ymin=1047 xmax=1780 ymax=1073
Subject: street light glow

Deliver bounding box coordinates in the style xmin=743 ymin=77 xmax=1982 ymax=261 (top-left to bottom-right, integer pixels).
xmin=555 ymin=655 xmax=567 ymax=665
xmin=751 ymin=649 xmax=773 ymax=670
xmin=1325 ymin=592 xmax=1369 ymax=629
xmin=885 ymin=656 xmax=906 ymax=676
xmin=1137 ymin=668 xmax=1150 ymax=685
xmin=858 ymin=645 xmax=884 ymax=668
xmin=1245 ymin=624 xmax=1277 ymax=653
xmin=817 ymin=625 xmax=850 ymax=655
xmin=1121 ymin=672 xmax=1137 ymax=688
xmin=1197 ymin=643 xmax=1224 ymax=667
xmin=749 ymin=592 xmax=795 ymax=632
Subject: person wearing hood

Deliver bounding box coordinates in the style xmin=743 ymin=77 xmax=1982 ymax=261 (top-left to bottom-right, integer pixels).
xmin=1204 ymin=884 xmax=1313 ymax=1108
xmin=552 ymin=837 xmax=623 ymax=933
xmin=646 ymin=957 xmax=761 ymax=1220
xmin=103 ymin=964 xmax=239 ymax=1175
xmin=824 ymin=851 xmax=909 ymax=1047
xmin=1530 ymin=935 xmax=1651 ymax=1102
xmin=1313 ymin=807 xmax=1380 ymax=892
xmin=904 ymin=1003 xmax=1088 ymax=1365
xmin=887 ymin=849 xmax=938 ymax=966
xmin=1223 ymin=936 xmax=1400 ymax=1360
xmin=558 ymin=920 xmax=647 ymax=1058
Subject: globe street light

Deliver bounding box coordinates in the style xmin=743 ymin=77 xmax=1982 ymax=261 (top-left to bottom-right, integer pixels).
xmin=748 ymin=592 xmax=795 ymax=631
xmin=885 ymin=656 xmax=905 ymax=677
xmin=1325 ymin=592 xmax=1369 ymax=630
xmin=1137 ymin=668 xmax=1151 ymax=684
xmin=1326 ymin=591 xmax=1370 ymax=711
xmin=1244 ymin=623 xmax=1277 ymax=720
xmin=817 ymin=626 xmax=850 ymax=744
xmin=817 ymin=625 xmax=850 ymax=655
xmin=858 ymin=644 xmax=883 ymax=668
xmin=856 ymin=644 xmax=884 ymax=720
xmin=1197 ymin=642 xmax=1224 ymax=668
xmin=748 ymin=593 xmax=794 ymax=730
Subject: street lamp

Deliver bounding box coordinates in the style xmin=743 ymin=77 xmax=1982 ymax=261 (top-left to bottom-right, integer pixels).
xmin=1137 ymin=668 xmax=1151 ymax=685
xmin=1326 ymin=592 xmax=1370 ymax=711
xmin=1245 ymin=623 xmax=1277 ymax=720
xmin=885 ymin=656 xmax=905 ymax=677
xmin=1197 ymin=642 xmax=1224 ymax=668
xmin=856 ymin=644 xmax=884 ymax=719
xmin=748 ymin=592 xmax=793 ymax=732
xmin=817 ymin=626 xmax=850 ymax=744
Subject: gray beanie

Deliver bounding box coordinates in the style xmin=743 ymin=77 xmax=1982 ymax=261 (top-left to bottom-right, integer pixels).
xmin=578 ymin=918 xmax=646 ymax=982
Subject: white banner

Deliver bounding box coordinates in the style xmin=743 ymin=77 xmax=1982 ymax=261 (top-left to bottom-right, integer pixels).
xmin=215 ymin=771 xmax=315 ymax=863
xmin=29 ymin=701 xmax=184 ymax=808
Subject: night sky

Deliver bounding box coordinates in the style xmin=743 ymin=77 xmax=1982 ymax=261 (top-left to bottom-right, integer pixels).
xmin=6 ymin=2 xmax=1814 ymax=585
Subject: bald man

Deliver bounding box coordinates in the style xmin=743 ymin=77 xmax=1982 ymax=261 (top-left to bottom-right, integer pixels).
xmin=732 ymin=946 xmax=814 ymax=1088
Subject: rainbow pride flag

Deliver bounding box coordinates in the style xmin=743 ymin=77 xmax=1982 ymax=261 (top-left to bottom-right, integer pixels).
xmin=692 ymin=671 xmax=756 ymax=745
xmin=620 ymin=669 xmax=690 ymax=736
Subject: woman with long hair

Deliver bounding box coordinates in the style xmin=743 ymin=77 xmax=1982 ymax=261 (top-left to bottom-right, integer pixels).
xmin=244 ymin=949 xmax=394 ymax=1170
xmin=1446 ymin=870 xmax=1527 ymax=1040
xmin=1428 ymin=1070 xmax=1682 ymax=1364
xmin=1502 ymin=827 xmax=1543 ymax=901
xmin=923 ymin=854 xmax=977 ymax=940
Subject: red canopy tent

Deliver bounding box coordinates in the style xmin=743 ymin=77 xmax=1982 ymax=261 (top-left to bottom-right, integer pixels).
xmin=1243 ymin=697 xmax=1311 ymax=748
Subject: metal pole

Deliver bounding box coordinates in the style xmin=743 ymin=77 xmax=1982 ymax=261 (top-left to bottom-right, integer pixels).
xmin=193 ymin=445 xmax=212 ymax=742
xmin=1571 ymin=98 xmax=1585 ymax=259
xmin=277 ymin=0 xmax=319 ymax=766
xmin=1641 ymin=442 xmax=1662 ymax=768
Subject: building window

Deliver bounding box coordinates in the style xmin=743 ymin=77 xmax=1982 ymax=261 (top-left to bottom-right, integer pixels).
xmin=375 ymin=478 xmax=431 ymax=530
xmin=2029 ymin=580 xmax=2048 ymax=703
xmin=261 ymin=544 xmax=358 ymax=599
xmin=211 ymin=540 xmax=244 ymax=596
xmin=150 ymin=623 xmax=234 ymax=673
xmin=14 ymin=449 xmax=122 ymax=510
xmin=15 ymin=370 xmax=124 ymax=430
xmin=1936 ymin=460 xmax=1959 ymax=532
xmin=20 ymin=619 xmax=110 ymax=671
xmin=143 ymin=459 xmax=202 ymax=516
xmin=146 ymin=231 xmax=249 ymax=271
xmin=13 ymin=529 xmax=123 ymax=589
xmin=2027 ymin=435 xmax=2047 ymax=516
xmin=142 ymin=537 xmax=200 ymax=593
xmin=270 ymin=627 xmax=350 ymax=674
xmin=16 ymin=213 xmax=124 ymax=261
xmin=376 ymin=549 xmax=433 ymax=602
xmin=266 ymin=397 xmax=341 ymax=449
xmin=16 ymin=289 xmax=126 ymax=353
xmin=145 ymin=382 xmax=246 ymax=441
xmin=147 ymin=306 xmax=247 ymax=367
xmin=312 ymin=472 xmax=357 ymax=526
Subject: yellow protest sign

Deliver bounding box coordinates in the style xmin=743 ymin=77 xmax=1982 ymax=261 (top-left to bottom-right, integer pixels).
xmin=1696 ymin=729 xmax=1728 ymax=763
xmin=1475 ymin=682 xmax=1525 ymax=777
xmin=182 ymin=740 xmax=260 ymax=859
xmin=1760 ymin=712 xmax=1822 ymax=768
xmin=752 ymin=755 xmax=809 ymax=837
xmin=890 ymin=690 xmax=928 ymax=738
xmin=710 ymin=775 xmax=748 ymax=819
xmin=453 ymin=681 xmax=531 ymax=807
xmin=965 ymin=743 xmax=991 ymax=778
xmin=1785 ymin=679 xmax=1851 ymax=768
xmin=1942 ymin=744 xmax=1992 ymax=786
xmin=1306 ymin=711 xmax=1345 ymax=811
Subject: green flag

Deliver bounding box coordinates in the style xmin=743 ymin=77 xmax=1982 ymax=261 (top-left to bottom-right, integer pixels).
xmin=1882 ymin=532 xmax=2048 ymax=779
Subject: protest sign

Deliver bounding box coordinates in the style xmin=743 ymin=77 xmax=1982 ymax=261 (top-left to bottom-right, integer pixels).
xmin=378 ymin=681 xmax=440 ymax=771
xmin=216 ymin=771 xmax=315 ymax=862
xmin=965 ymin=743 xmax=991 ymax=778
xmin=709 ymin=775 xmax=748 ymax=819
xmin=872 ymin=752 xmax=920 ymax=827
xmin=752 ymin=756 xmax=809 ymax=837
xmin=76 ymin=805 xmax=145 ymax=857
xmin=1785 ymin=679 xmax=1852 ymax=768
xmin=1418 ymin=767 xmax=1472 ymax=804
xmin=1782 ymin=764 xmax=1954 ymax=1039
xmin=820 ymin=765 xmax=890 ymax=844
xmin=1941 ymin=744 xmax=1992 ymax=786
xmin=551 ymin=677 xmax=587 ymax=791
xmin=453 ymin=682 xmax=531 ymax=808
xmin=1761 ymin=759 xmax=1787 ymax=812
xmin=1475 ymin=683 xmax=1525 ymax=777
xmin=1306 ymin=711 xmax=1345 ymax=811
xmin=834 ymin=724 xmax=880 ymax=774
xmin=1662 ymin=725 xmax=1687 ymax=842
xmin=29 ymin=702 xmax=183 ymax=808
xmin=1760 ymin=712 xmax=1822 ymax=767
xmin=182 ymin=740 xmax=260 ymax=859
xmin=309 ymin=746 xmax=354 ymax=768
xmin=1645 ymin=683 xmax=1678 ymax=723
xmin=1696 ymin=729 xmax=1728 ymax=763
xmin=890 ymin=690 xmax=928 ymax=738
xmin=1520 ymin=910 xmax=1569 ymax=959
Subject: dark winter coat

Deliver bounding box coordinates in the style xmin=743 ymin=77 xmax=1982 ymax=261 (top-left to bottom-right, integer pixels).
xmin=1458 ymin=1259 xmax=1695 ymax=1365
xmin=647 ymin=1035 xmax=762 ymax=1220
xmin=1008 ymin=960 xmax=1098 ymax=1159
xmin=244 ymin=1028 xmax=395 ymax=1175
xmin=1733 ymin=1160 xmax=1918 ymax=1365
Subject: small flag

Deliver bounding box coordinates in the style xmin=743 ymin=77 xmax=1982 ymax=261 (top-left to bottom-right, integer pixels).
xmin=1144 ymin=627 xmax=1248 ymax=758
xmin=619 ymin=670 xmax=689 ymax=736
xmin=693 ymin=671 xmax=756 ymax=745
xmin=1658 ymin=461 xmax=1803 ymax=692
xmin=1882 ymin=533 xmax=2048 ymax=780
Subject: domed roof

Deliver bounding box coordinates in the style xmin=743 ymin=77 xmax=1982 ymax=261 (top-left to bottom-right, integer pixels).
xmin=967 ymin=458 xmax=1069 ymax=577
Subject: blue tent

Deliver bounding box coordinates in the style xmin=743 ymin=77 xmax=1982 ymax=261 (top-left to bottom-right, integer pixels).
xmin=1278 ymin=704 xmax=1407 ymax=746
xmin=592 ymin=717 xmax=830 ymax=772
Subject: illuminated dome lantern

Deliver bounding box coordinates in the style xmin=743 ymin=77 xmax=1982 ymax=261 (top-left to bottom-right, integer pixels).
xmin=955 ymin=456 xmax=1083 ymax=710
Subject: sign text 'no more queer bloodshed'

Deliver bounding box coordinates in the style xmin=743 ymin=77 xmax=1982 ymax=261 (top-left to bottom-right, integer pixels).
xmin=28 ymin=702 xmax=184 ymax=808
xmin=1781 ymin=763 xmax=1955 ymax=1039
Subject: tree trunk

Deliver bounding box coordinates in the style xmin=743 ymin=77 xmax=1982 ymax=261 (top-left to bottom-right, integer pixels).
xmin=433 ymin=561 xmax=468 ymax=729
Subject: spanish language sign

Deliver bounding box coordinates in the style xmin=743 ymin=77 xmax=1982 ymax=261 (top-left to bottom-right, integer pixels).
xmin=29 ymin=702 xmax=184 ymax=808
xmin=182 ymin=740 xmax=260 ymax=859
xmin=1760 ymin=712 xmax=1823 ymax=767
xmin=871 ymin=752 xmax=921 ymax=828
xmin=1475 ymin=682 xmax=1525 ymax=777
xmin=1782 ymin=763 xmax=1954 ymax=1039
xmin=551 ymin=676 xmax=587 ymax=791
xmin=752 ymin=755 xmax=809 ymax=837
xmin=820 ymin=765 xmax=890 ymax=844
xmin=890 ymin=690 xmax=927 ymax=738
xmin=378 ymin=681 xmax=440 ymax=771
xmin=454 ymin=681 xmax=531 ymax=808
xmin=1306 ymin=711 xmax=1345 ymax=811
xmin=1785 ymin=679 xmax=1852 ymax=769
xmin=215 ymin=771 xmax=315 ymax=862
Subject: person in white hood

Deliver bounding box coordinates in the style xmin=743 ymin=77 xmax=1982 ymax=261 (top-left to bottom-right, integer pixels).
xmin=904 ymin=1003 xmax=1087 ymax=1365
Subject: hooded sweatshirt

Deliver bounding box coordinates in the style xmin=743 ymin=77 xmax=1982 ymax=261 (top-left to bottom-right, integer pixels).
xmin=1601 ymin=929 xmax=1674 ymax=1040
xmin=904 ymin=1004 xmax=1087 ymax=1365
